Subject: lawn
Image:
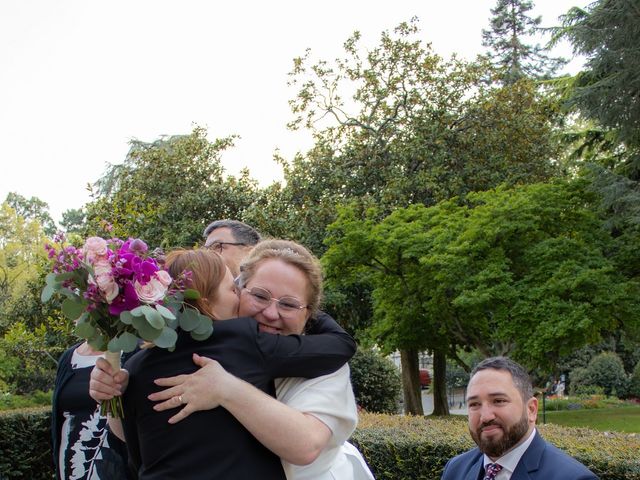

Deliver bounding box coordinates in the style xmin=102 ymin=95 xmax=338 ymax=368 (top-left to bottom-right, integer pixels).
xmin=541 ymin=405 xmax=640 ymax=433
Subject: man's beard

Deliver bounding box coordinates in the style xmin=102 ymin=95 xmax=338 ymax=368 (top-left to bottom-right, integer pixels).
xmin=469 ymin=412 xmax=529 ymax=458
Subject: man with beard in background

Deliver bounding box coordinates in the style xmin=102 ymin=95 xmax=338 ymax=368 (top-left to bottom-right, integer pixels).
xmin=441 ymin=357 xmax=596 ymax=480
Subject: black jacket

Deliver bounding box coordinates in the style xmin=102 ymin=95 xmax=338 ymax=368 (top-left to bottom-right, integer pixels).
xmin=122 ymin=314 xmax=356 ymax=480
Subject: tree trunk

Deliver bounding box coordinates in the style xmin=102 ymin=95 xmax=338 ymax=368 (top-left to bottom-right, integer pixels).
xmin=431 ymin=349 xmax=450 ymax=416
xmin=400 ymin=349 xmax=424 ymax=415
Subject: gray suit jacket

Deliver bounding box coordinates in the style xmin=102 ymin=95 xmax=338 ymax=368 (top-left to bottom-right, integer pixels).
xmin=441 ymin=431 xmax=598 ymax=479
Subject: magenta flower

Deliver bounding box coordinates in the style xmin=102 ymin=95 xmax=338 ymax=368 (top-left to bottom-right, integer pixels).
xmin=108 ymin=282 xmax=140 ymax=315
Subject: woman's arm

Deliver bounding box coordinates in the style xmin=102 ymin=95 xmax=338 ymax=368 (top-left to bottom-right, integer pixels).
xmin=258 ymin=312 xmax=356 ymax=379
xmin=150 ymin=354 xmax=332 ymax=465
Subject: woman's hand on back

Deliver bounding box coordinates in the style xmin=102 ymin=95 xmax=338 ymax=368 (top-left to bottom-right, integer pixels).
xmin=150 ymin=353 xmax=239 ymax=424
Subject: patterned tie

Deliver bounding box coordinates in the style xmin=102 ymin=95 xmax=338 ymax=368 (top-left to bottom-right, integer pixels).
xmin=483 ymin=463 xmax=503 ymax=480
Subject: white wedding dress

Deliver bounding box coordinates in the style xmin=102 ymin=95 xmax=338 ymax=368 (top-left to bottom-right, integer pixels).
xmin=276 ymin=365 xmax=375 ymax=480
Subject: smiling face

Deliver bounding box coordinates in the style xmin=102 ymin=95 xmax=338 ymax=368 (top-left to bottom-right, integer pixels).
xmin=237 ymin=258 xmax=310 ymax=335
xmin=466 ymin=368 xmax=537 ymax=460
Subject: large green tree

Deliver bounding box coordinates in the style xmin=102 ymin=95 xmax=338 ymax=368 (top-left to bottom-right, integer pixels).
xmin=0 ymin=203 xmax=68 ymax=394
xmin=4 ymin=193 xmax=56 ymax=237
xmin=557 ymin=0 xmax=640 ymax=176
xmin=482 ymin=0 xmax=565 ymax=85
xmin=271 ymin=19 xmax=563 ymax=413
xmin=324 ymin=180 xmax=638 ymax=408
xmin=554 ymin=0 xmax=640 ymax=288
xmin=85 ymin=127 xmax=258 ymax=248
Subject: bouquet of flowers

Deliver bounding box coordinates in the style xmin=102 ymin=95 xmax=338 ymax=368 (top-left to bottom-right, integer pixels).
xmin=42 ymin=234 xmax=213 ymax=417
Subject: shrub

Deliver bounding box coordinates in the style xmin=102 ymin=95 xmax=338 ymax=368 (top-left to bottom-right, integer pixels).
xmin=630 ymin=361 xmax=640 ymax=398
xmin=2 ymin=409 xmax=640 ymax=479
xmin=352 ymin=413 xmax=640 ymax=479
xmin=349 ymin=348 xmax=401 ymax=414
xmin=0 ymin=407 xmax=54 ymax=479
xmin=570 ymin=352 xmax=629 ymax=398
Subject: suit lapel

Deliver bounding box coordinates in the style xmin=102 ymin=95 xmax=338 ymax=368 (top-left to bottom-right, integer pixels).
xmin=465 ymin=455 xmax=485 ymax=480
xmin=511 ymin=431 xmax=545 ymax=479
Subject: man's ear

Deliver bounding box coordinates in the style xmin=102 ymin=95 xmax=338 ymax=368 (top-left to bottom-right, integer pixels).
xmin=527 ymin=396 xmax=538 ymax=424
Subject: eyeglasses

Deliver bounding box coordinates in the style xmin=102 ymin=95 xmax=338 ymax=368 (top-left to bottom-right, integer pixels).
xmin=243 ymin=287 xmax=308 ymax=317
xmin=205 ymin=241 xmax=247 ymax=254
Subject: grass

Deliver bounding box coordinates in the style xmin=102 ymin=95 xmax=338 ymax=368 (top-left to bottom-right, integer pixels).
xmin=541 ymin=404 xmax=640 ymax=433
xmin=0 ymin=390 xmax=52 ymax=411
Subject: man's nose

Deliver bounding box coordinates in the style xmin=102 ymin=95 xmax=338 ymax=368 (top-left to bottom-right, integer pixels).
xmin=479 ymin=404 xmax=496 ymax=423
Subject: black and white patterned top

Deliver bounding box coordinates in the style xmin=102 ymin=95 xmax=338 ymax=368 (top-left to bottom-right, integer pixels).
xmin=56 ymin=350 xmax=129 ymax=480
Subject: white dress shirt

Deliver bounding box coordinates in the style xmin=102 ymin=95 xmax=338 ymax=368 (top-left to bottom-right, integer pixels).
xmin=483 ymin=428 xmax=537 ymax=479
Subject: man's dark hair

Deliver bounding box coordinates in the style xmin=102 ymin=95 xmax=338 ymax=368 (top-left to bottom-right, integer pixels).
xmin=471 ymin=356 xmax=533 ymax=401
xmin=202 ymin=220 xmax=261 ymax=246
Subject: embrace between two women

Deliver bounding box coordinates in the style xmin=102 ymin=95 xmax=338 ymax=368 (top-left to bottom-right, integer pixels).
xmin=89 ymin=227 xmax=374 ymax=480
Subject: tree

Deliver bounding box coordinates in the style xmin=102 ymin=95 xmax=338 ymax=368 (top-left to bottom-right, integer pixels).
xmin=556 ymin=0 xmax=640 ymax=177
xmin=84 ymin=127 xmax=259 ymax=248
xmin=4 ymin=193 xmax=56 ymax=237
xmin=278 ymin=19 xmax=563 ymax=414
xmin=60 ymin=208 xmax=86 ymax=235
xmin=554 ymin=0 xmax=640 ymax=289
xmin=323 ymin=180 xmax=639 ymax=411
xmin=0 ymin=202 xmax=46 ymax=326
xmin=482 ymin=0 xmax=565 ymax=84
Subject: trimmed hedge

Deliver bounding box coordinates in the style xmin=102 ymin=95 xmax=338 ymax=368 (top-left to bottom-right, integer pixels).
xmin=2 ymin=408 xmax=639 ymax=480
xmin=352 ymin=413 xmax=640 ymax=480
xmin=0 ymin=407 xmax=54 ymax=479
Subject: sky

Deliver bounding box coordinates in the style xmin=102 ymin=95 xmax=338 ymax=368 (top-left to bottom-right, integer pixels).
xmin=0 ymin=0 xmax=586 ymax=224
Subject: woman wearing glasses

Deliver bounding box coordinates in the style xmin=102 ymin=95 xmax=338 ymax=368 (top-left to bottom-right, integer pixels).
xmin=92 ymin=244 xmax=356 ymax=479
xmin=149 ymin=239 xmax=374 ymax=479
xmin=91 ymin=240 xmax=373 ymax=479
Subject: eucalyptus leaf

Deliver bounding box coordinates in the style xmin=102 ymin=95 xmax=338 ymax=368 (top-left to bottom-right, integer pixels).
xmin=144 ymin=307 xmax=165 ymax=329
xmin=62 ymin=298 xmax=87 ymax=320
xmin=108 ymin=336 xmax=122 ymax=352
xmin=59 ymin=288 xmax=80 ymax=300
xmin=55 ymin=271 xmax=75 ymax=282
xmin=41 ymin=285 xmax=55 ymax=303
xmin=165 ymin=316 xmax=179 ymax=330
xmin=183 ymin=289 xmax=201 ymax=300
xmin=120 ymin=311 xmax=134 ymax=325
xmin=153 ymin=327 xmax=178 ymax=349
xmin=178 ymin=308 xmax=200 ymax=332
xmin=155 ymin=304 xmax=176 ymax=320
xmin=130 ymin=305 xmax=151 ymax=317
xmin=75 ymin=322 xmax=96 ymax=338
xmin=132 ymin=315 xmax=162 ymax=341
xmin=45 ymin=272 xmax=58 ymax=286
xmin=193 ymin=315 xmax=213 ymax=335
xmin=88 ymin=333 xmax=108 ymax=352
xmin=190 ymin=322 xmax=213 ymax=341
xmin=170 ymin=291 xmax=184 ymax=303
xmin=118 ymin=331 xmax=139 ymax=352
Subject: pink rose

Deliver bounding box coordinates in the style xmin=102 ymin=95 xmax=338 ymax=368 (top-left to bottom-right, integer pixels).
xmin=155 ymin=270 xmax=172 ymax=288
xmin=134 ymin=277 xmax=168 ymax=304
xmin=83 ymin=237 xmax=108 ymax=263
xmin=98 ymin=275 xmax=119 ymax=303
xmin=93 ymin=258 xmax=112 ymax=276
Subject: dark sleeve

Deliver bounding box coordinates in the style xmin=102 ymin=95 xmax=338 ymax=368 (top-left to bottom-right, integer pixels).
xmin=51 ymin=345 xmax=77 ymax=480
xmin=256 ymin=313 xmax=356 ymax=379
xmin=121 ymin=358 xmax=142 ymax=476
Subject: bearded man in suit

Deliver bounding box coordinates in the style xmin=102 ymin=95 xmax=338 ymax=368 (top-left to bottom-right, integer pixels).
xmin=441 ymin=357 xmax=597 ymax=480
